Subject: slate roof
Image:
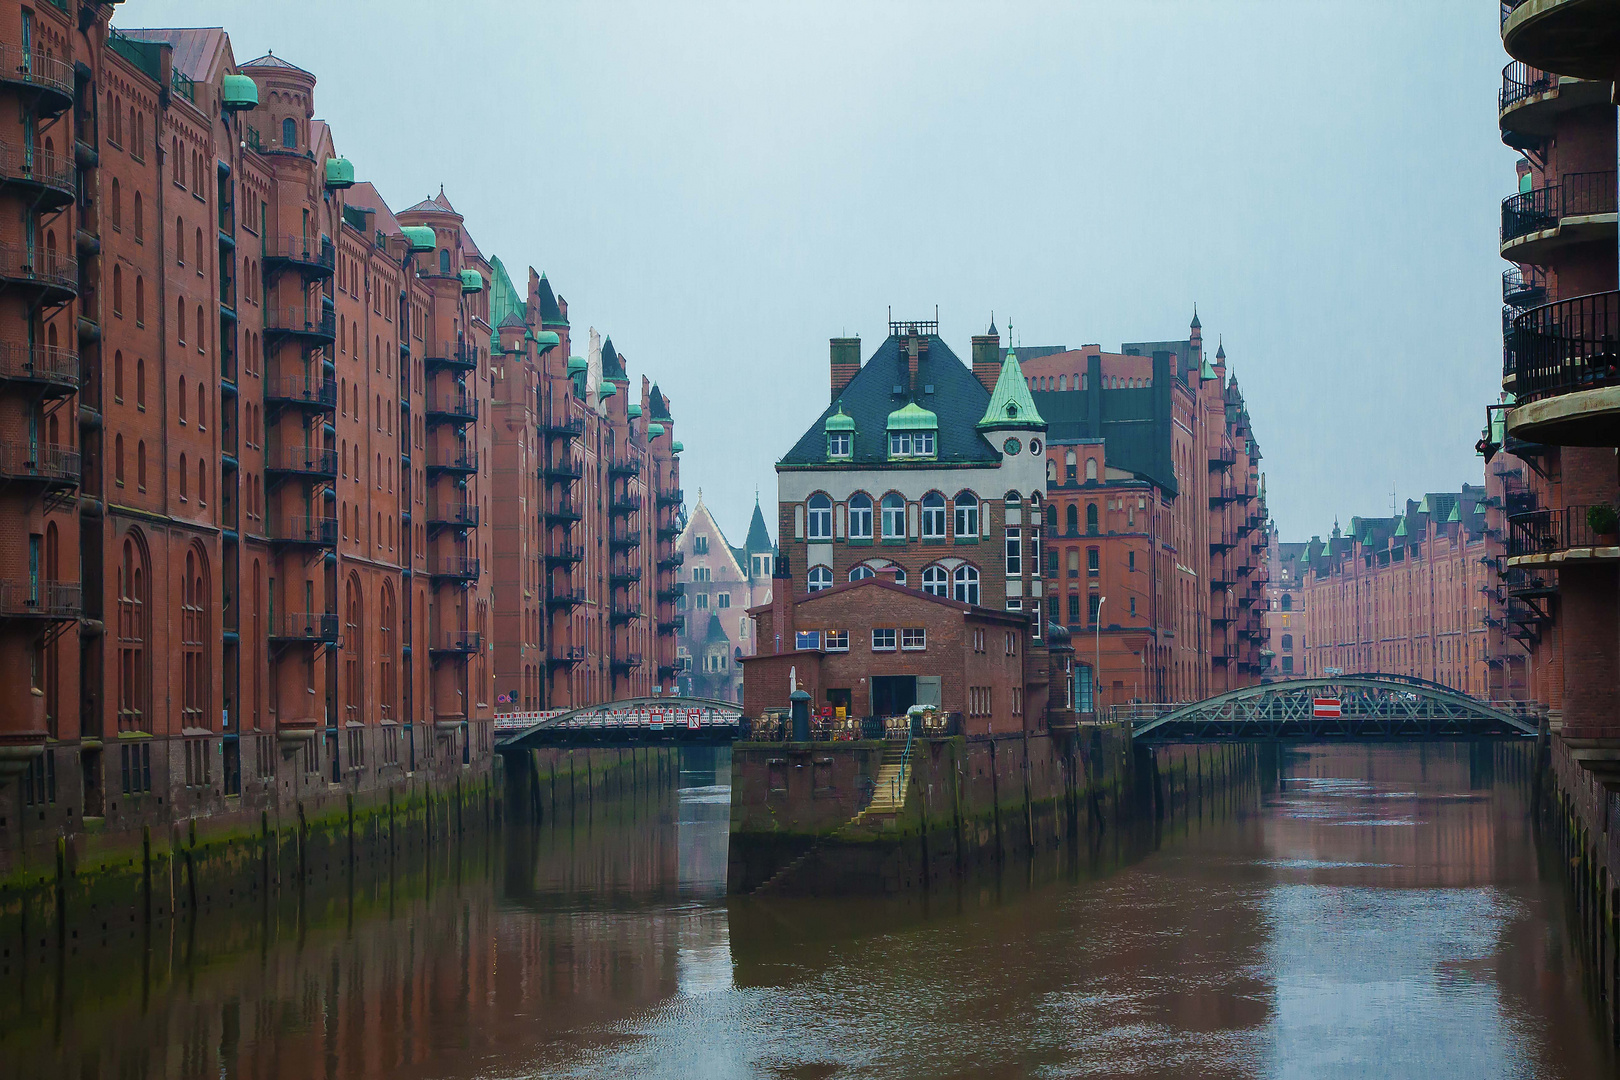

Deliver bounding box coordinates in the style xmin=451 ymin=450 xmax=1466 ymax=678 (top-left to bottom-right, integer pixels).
xmin=344 ymin=182 xmax=402 ymax=237
xmin=118 ymin=28 xmax=226 ymax=83
xmin=1033 ymin=349 xmax=1178 ymax=495
xmin=600 ymin=337 xmax=626 ymax=381
xmin=648 ymin=384 xmax=671 ymax=421
xmin=744 ymin=499 xmax=774 ymax=554
xmin=536 ymin=273 xmax=567 ymax=328
xmin=779 ymin=335 xmax=999 ymax=467
xmin=240 ymin=51 xmax=312 ymax=74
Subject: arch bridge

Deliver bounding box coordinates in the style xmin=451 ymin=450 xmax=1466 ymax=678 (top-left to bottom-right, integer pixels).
xmin=495 ymin=696 xmax=744 ymax=750
xmin=1124 ymin=675 xmax=1541 ymax=743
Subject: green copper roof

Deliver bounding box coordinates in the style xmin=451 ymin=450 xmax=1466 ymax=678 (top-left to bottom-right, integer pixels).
xmin=1417 ymin=495 xmax=1431 ymax=514
xmin=1446 ymin=503 xmax=1461 ymax=523
xmin=977 ymin=351 xmax=1045 ymax=431
xmin=401 ymin=226 xmax=435 ymax=252
xmin=1474 ymin=502 xmax=1486 ymax=514
xmin=600 ymin=381 xmax=617 ymax=399
xmin=672 ymin=441 xmax=683 ymax=453
xmin=534 ymin=330 xmax=560 ymax=351
xmin=324 ymin=157 xmax=354 ymax=188
xmin=825 ymin=403 xmax=855 ymax=432
xmin=486 ymin=255 xmax=525 ymax=329
xmin=887 ymin=401 xmax=938 ymax=431
xmin=221 ymin=73 xmax=258 ymax=110
xmin=1394 ymin=518 xmax=1408 ymax=538
xmin=627 ymin=403 xmax=643 ymax=419
xmin=459 ymin=269 xmax=483 ymax=293
xmin=566 ymin=355 xmax=587 ymax=375
xmin=647 ymin=422 xmax=666 ymax=438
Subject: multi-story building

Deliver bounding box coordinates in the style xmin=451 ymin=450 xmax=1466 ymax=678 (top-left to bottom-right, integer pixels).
xmin=673 ymin=495 xmax=774 ymax=701
xmin=1481 ymin=1 xmax=1617 ymax=784
xmin=773 ymin=317 xmax=1050 ymax=719
xmin=1018 ymin=315 xmax=1271 ymax=709
xmin=1264 ymin=539 xmax=1307 ymax=678
xmin=0 ymin=10 xmax=681 ymax=867
xmin=1293 ymin=484 xmax=1528 ymax=700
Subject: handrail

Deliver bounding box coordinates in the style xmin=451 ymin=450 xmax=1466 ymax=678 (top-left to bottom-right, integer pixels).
xmin=892 ymin=722 xmax=914 ymax=806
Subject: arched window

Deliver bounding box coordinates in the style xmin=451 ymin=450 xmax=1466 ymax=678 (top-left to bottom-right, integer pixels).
xmin=111 ymin=178 xmax=122 ymax=229
xmin=1065 ymin=449 xmax=1077 ymax=481
xmin=133 ymin=192 xmax=143 ymax=241
xmin=1282 ymin=593 xmax=1293 ymax=612
xmin=1046 ymin=458 xmax=1057 ymax=483
xmin=196 ymin=304 xmax=205 ymax=351
xmin=176 ymin=297 xmax=186 ymax=345
xmin=197 ymin=383 xmax=206 ymax=429
xmin=920 ymin=493 xmax=946 ymax=540
xmin=176 ymin=218 xmax=184 ymax=265
xmin=1058 ymin=374 xmax=1067 ymax=391
xmin=806 ymin=493 xmax=832 ymax=539
xmin=849 ymin=565 xmax=874 ymax=582
xmin=282 ymin=117 xmax=296 ymax=148
xmin=1066 ymin=504 xmax=1079 ymax=535
xmin=114 ymin=433 xmax=125 ymax=484
xmin=808 ymin=566 xmax=832 ymax=592
xmin=137 ymin=440 xmax=146 ymax=489
xmin=136 ymin=358 xmax=145 ymax=407
xmin=134 ymin=275 xmax=144 ymax=324
xmin=117 ymin=535 xmax=151 ymax=733
xmin=178 ymin=453 xmax=188 ymax=499
xmin=881 ymin=493 xmax=905 ymax=540
xmin=198 ymin=459 xmax=207 ymax=507
xmin=181 ymin=549 xmax=209 ymax=729
xmin=178 ymin=376 xmax=187 ymax=422
xmin=345 ymin=576 xmax=364 ymax=726
xmin=848 ymin=493 xmax=873 ymax=540
xmin=922 ymin=565 xmax=949 ymax=596
xmin=1086 ymin=458 xmax=1097 ymax=481
xmin=953 ymin=491 xmax=979 ymax=538
xmin=1046 ymin=504 xmax=1058 ymax=531
xmin=380 ymin=585 xmax=396 ymax=722
xmin=112 ymin=266 xmax=123 ymax=317
xmin=195 ymin=227 xmax=203 ymax=273
xmin=1086 ymin=503 xmax=1099 ymax=534
xmin=439 ymin=248 xmax=450 ymax=274
xmin=953 ymin=564 xmax=981 ymax=606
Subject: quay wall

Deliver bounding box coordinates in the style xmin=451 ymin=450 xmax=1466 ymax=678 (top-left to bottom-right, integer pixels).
xmin=1547 ymin=734 xmax=1620 ymax=1036
xmin=729 ymin=727 xmax=1260 ymax=895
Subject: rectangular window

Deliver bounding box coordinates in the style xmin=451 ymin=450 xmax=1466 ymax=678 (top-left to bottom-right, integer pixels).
xmin=717 ymin=592 xmax=731 ymax=609
xmin=824 ymin=630 xmax=849 ymax=652
xmin=1068 ymin=595 xmax=1080 ymax=624
xmin=795 ymin=630 xmax=821 ymax=650
xmin=871 ymin=628 xmax=896 ymax=652
xmin=955 ymin=501 xmax=978 ymax=537
xmin=901 ymin=628 xmax=926 ymax=651
xmin=1005 ymin=631 xmax=1017 ymax=656
xmin=696 ymin=593 xmax=708 ymax=610
xmin=1005 ymin=527 xmax=1021 ymax=575
xmin=1089 ymin=594 xmax=1102 ymax=623
xmin=1075 ymin=664 xmax=1094 ymax=713
xmin=1087 ymin=548 xmax=1100 ymax=577
xmin=828 ymin=431 xmax=851 ymax=457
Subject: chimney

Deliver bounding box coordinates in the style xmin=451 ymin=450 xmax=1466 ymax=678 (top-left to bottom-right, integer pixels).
xmin=768 ymin=553 xmax=795 ymax=655
xmin=830 ymin=337 xmax=860 ymax=401
xmin=971 ymin=325 xmax=1001 ymax=392
xmin=904 ymin=336 xmax=922 ymax=399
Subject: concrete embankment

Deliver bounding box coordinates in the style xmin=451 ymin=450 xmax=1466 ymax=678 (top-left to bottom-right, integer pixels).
xmin=1545 ymin=733 xmax=1620 ymax=1036
xmin=728 ymin=726 xmax=1264 ymax=895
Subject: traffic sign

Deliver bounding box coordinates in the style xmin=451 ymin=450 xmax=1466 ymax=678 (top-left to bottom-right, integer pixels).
xmin=1313 ymin=698 xmax=1342 ymax=718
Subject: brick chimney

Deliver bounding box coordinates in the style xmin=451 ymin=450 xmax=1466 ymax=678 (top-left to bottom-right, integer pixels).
xmin=768 ymin=552 xmax=795 ymax=655
xmin=971 ymin=321 xmax=1001 ymax=393
xmin=830 ymin=337 xmax=860 ymax=401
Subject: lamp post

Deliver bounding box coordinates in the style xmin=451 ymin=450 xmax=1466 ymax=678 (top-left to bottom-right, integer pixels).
xmin=1095 ymin=595 xmax=1106 ymax=718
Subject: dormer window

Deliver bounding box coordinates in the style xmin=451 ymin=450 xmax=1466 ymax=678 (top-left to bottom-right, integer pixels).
xmin=825 ymin=403 xmax=855 ymax=460
xmin=888 ymin=430 xmax=935 ymax=458
xmin=829 ymin=430 xmax=851 ymax=458
xmin=886 ymin=402 xmax=938 ymax=460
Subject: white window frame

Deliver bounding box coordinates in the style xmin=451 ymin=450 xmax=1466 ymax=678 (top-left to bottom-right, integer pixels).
xmin=849 ymin=493 xmax=873 ymax=539
xmin=828 ymin=431 xmax=851 ymax=458
xmin=881 ymin=495 xmax=906 ymax=540
xmin=808 ymin=566 xmax=832 ymax=592
xmin=901 ymin=628 xmax=926 ymax=651
xmin=954 ymin=565 xmax=980 ymax=606
xmin=871 ymin=627 xmax=897 ymax=652
xmin=807 ymin=494 xmax=833 ymax=540
xmin=824 ymin=630 xmax=849 ymax=652
xmin=1005 ymin=527 xmax=1021 ymax=575
xmin=953 ymin=495 xmax=978 ymax=538
xmin=921 ymin=565 xmax=948 ymax=596
xmin=921 ymin=493 xmax=946 ymax=539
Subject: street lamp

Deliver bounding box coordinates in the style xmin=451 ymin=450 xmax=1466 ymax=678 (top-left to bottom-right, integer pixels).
xmin=1095 ymin=595 xmax=1106 ymax=718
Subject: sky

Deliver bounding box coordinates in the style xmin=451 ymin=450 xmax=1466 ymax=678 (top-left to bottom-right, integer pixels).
xmin=122 ymin=0 xmax=1512 ymax=545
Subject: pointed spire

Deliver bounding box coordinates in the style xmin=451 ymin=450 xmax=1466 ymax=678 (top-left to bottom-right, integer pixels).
xmin=977 ymin=351 xmax=1046 ymax=431
xmin=1215 ymin=335 xmax=1225 ymax=360
xmin=1190 ymin=304 xmax=1201 ymax=330
xmin=987 ymin=311 xmax=998 ymax=336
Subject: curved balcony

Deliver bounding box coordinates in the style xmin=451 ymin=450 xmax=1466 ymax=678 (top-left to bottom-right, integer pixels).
xmin=424 ymin=341 xmax=478 ymax=372
xmin=261 ymin=235 xmax=335 ymax=280
xmin=1503 ymin=265 xmax=1548 ymax=311
xmin=0 ymin=442 xmax=78 ymax=489
xmin=429 ymin=631 xmax=482 ymax=656
xmin=1500 ymin=0 xmax=1620 ymax=82
xmin=1500 ymin=171 xmax=1616 ymax=263
xmin=429 ymin=556 xmax=480 ymax=582
xmin=264 ymin=307 xmax=337 ymax=344
xmin=1502 ymin=290 xmax=1620 ymax=446
xmin=269 ymin=516 xmax=338 ymax=548
xmin=0 ymin=243 xmax=77 ymax=304
xmin=0 ymin=45 xmax=73 ymax=116
xmin=0 ymin=143 xmax=74 ymax=212
xmin=1507 ymin=504 xmax=1620 ymax=566
xmin=264 ymin=374 xmax=338 ymax=412
xmin=425 ymin=447 xmax=478 ymax=476
xmin=269 ymin=612 xmax=339 ymax=644
xmin=0 ymin=342 xmax=78 ymax=397
xmin=426 ymin=500 xmax=479 ymax=531
xmin=1498 ymin=62 xmax=1610 ymax=150
xmin=424 ymin=391 xmax=477 ymax=425
xmin=0 ymin=580 xmax=81 ymax=622
xmin=264 ymin=445 xmax=337 ymax=482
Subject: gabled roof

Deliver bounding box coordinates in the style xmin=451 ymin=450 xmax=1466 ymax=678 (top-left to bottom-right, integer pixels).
xmin=978 ymin=351 xmax=1045 ymax=431
xmin=779 ymin=335 xmax=998 ymax=467
xmin=402 ymin=186 xmax=458 ymax=216
xmin=344 ymin=181 xmax=402 ymax=237
xmin=116 ymin=28 xmax=228 ymax=83
xmin=487 ymin=255 xmax=525 ymax=330
xmin=240 ymin=51 xmax=312 ymax=74
xmin=749 ymin=575 xmax=1026 ymax=625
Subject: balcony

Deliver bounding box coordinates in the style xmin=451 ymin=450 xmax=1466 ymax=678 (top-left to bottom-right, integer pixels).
xmin=1498 ymin=62 xmax=1610 ymax=150
xmin=546 ymin=587 xmax=584 ymax=609
xmin=1502 ymin=265 xmax=1548 ymax=313
xmin=0 ymin=342 xmax=78 ymax=397
xmin=426 ymin=500 xmax=479 ymax=530
xmin=1502 ymin=291 xmax=1619 ymax=446
xmin=611 ymin=493 xmax=643 ymax=515
xmin=269 ymin=612 xmax=339 ymax=644
xmin=657 ymin=550 xmax=685 ymax=570
xmin=0 ymin=580 xmax=80 ymax=621
xmin=264 ymin=307 xmax=337 ymax=344
xmin=1500 ymin=0 xmax=1620 ymax=83
xmin=0 ymin=143 xmax=74 ymax=211
xmin=545 ymin=500 xmax=582 ymax=525
xmin=269 ymin=516 xmax=338 ymax=548
xmin=429 ymin=556 xmax=480 ymax=582
xmin=657 ymin=487 xmax=684 ymax=507
xmin=261 ymin=235 xmax=335 ymax=279
xmin=423 ymin=341 xmax=478 ymax=372
xmin=546 ymin=543 xmax=583 ymax=565
xmin=610 ymin=603 xmax=641 ymax=624
xmin=425 ymin=447 xmax=478 ymax=475
xmin=424 ymin=391 xmax=478 ymax=425
xmin=610 ymin=565 xmax=643 ymax=585
xmin=608 ymin=454 xmax=642 ymax=478
xmin=1500 ymin=171 xmax=1616 ymax=262
xmin=0 ymin=44 xmax=73 ymax=115
xmin=264 ymin=445 xmax=338 ymax=481
xmin=543 ymin=458 xmax=582 ymax=481
xmin=657 ymin=619 xmax=680 ymax=636
xmin=0 ymin=243 xmax=76 ymax=304
xmin=0 ymin=442 xmax=79 ymax=489
xmin=657 ymin=522 xmax=681 ymax=541
xmin=264 ymin=373 xmax=338 ymax=411
xmin=656 ymin=583 xmax=685 ymax=602
xmin=610 ymin=653 xmax=644 ymax=673
xmin=609 ymin=528 xmax=642 ymax=550
xmin=543 ymin=416 xmax=585 ymax=440
xmin=429 ymin=631 xmax=482 ymax=656
xmin=547 ymin=646 xmax=586 ymax=668
xmin=1507 ymin=504 xmax=1620 ymax=565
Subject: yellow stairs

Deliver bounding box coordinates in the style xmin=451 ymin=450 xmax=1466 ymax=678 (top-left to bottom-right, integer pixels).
xmin=851 ymin=741 xmax=910 ymax=824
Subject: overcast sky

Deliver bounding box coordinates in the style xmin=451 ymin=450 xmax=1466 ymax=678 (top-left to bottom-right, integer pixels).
xmin=126 ymin=0 xmax=1509 ymax=545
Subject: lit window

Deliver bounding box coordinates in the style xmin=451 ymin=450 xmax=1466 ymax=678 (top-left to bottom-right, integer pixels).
xmin=871 ymin=628 xmax=897 ymax=651
xmin=824 ymin=630 xmax=849 ymax=652
xmin=901 ymin=628 xmax=926 ymax=651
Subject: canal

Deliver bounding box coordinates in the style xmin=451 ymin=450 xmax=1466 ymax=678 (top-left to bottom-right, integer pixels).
xmin=3 ymin=742 xmax=1614 ymax=1078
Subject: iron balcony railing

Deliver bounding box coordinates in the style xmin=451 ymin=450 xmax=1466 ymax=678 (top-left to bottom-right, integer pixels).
xmin=271 ymin=612 xmax=340 ymax=642
xmin=430 ymin=631 xmax=482 ymax=654
xmin=0 ymin=342 xmax=78 ymax=390
xmin=657 ymin=487 xmax=685 ymax=507
xmin=610 ymin=565 xmax=643 ymax=584
xmin=0 ymin=441 xmax=79 ymax=484
xmin=608 ymin=454 xmax=642 ymax=477
xmin=0 ymin=43 xmax=74 ymax=99
xmin=1501 ymin=171 xmax=1617 ymax=245
xmin=1500 ymin=0 xmax=1533 ymax=24
xmin=543 ymin=416 xmax=585 ymax=438
xmin=546 ymin=543 xmax=583 ymax=564
xmin=261 ymin=235 xmax=335 ymax=274
xmin=610 ymin=602 xmax=641 ymax=623
xmin=269 ymin=516 xmax=338 ymax=546
xmin=543 ymin=458 xmax=583 ymax=480
xmin=264 ymin=445 xmax=338 ymax=478
xmin=609 ymin=528 xmax=642 ymax=549
xmin=1508 ymin=504 xmax=1620 ymax=557
xmin=1508 ymin=290 xmax=1619 ymax=403
xmin=657 ymin=550 xmax=685 ymax=570
xmin=0 ymin=242 xmax=76 ymax=294
xmin=430 ymin=556 xmax=480 ymax=580
xmin=424 ymin=341 xmax=479 ymax=369
xmin=1499 ymin=60 xmax=1554 ymax=110
xmin=1502 ymin=265 xmax=1548 ymax=309
xmin=0 ymin=142 xmax=73 ymax=199
xmin=426 ymin=500 xmax=479 ymax=528
xmin=610 ymin=653 xmax=644 ymax=671
xmin=0 ymin=580 xmax=81 ymax=619
xmin=424 ymin=392 xmax=478 ymax=423
xmin=264 ymin=374 xmax=338 ymax=409
xmin=548 ymin=646 xmax=586 ymax=666
xmin=265 ymin=307 xmax=337 ymax=341
xmin=546 ymin=587 xmax=585 ymax=608
xmin=611 ymin=493 xmax=643 ymax=514
xmin=425 ymin=447 xmax=478 ymax=473
xmin=545 ymin=500 xmax=582 ymax=523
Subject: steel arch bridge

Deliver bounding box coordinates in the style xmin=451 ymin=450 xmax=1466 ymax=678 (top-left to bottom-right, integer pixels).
xmin=495 ymin=696 xmax=744 ymax=749
xmin=1128 ymin=675 xmax=1540 ymax=743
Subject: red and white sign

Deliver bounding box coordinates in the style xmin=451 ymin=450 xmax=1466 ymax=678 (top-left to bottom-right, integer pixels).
xmin=1313 ymin=698 xmax=1342 ymax=718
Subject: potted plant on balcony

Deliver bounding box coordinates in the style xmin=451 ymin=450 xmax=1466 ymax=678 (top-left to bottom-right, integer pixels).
xmin=1588 ymin=504 xmax=1619 ymax=547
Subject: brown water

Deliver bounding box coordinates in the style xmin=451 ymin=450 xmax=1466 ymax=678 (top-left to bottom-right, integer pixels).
xmin=3 ymin=743 xmax=1614 ymax=1079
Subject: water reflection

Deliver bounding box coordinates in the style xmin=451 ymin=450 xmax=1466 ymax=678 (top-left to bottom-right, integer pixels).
xmin=1 ymin=743 xmax=1612 ymax=1079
